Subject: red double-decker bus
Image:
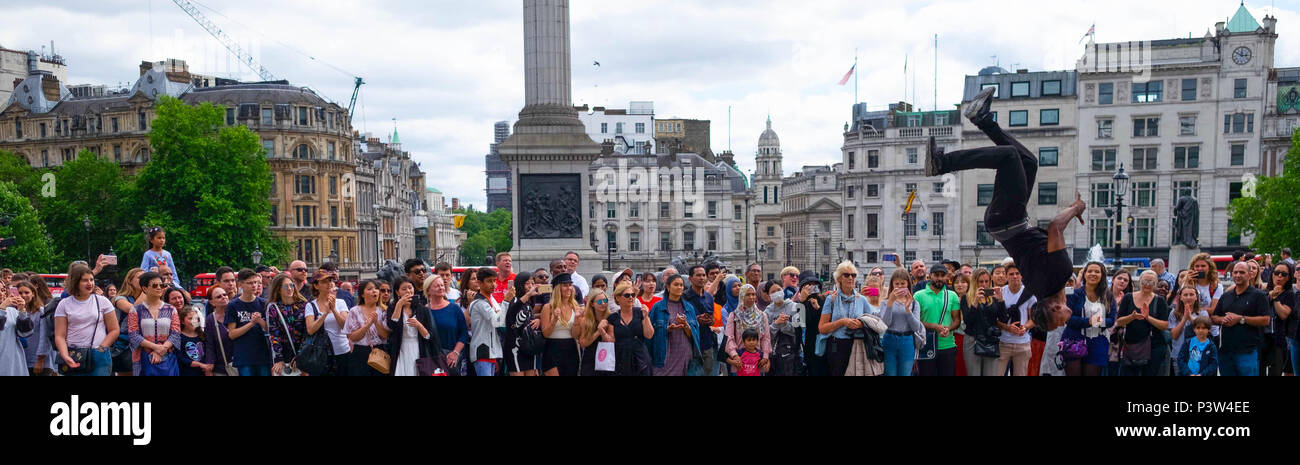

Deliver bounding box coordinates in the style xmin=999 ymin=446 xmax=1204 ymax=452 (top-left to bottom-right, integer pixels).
xmin=190 ymin=273 xmax=216 ymax=299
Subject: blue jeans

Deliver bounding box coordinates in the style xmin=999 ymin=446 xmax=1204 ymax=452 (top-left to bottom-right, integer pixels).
xmin=238 ymin=365 xmax=271 ymax=377
xmin=882 ymin=333 xmax=915 ymax=376
xmin=473 ymin=361 xmax=496 ymax=376
xmin=1218 ymin=349 xmax=1258 ymax=376
xmin=1289 ymin=338 xmax=1299 ymax=375
xmin=66 ymin=348 xmax=113 ymax=377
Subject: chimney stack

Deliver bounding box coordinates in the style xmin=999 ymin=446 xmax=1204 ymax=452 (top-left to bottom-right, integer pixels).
xmin=1263 ymin=15 xmax=1277 ymax=34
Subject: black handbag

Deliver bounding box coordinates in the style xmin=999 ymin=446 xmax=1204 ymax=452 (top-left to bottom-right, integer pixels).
xmin=59 ymin=301 xmax=103 ymax=375
xmin=294 ymin=302 xmax=335 ymax=376
xmin=918 ymin=288 xmax=951 ymax=361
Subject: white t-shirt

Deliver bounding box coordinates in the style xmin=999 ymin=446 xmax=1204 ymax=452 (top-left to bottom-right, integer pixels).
xmin=999 ymin=285 xmax=1035 ymax=345
xmin=309 ymin=299 xmax=351 ymax=355
xmin=54 ymin=294 xmax=114 ymax=348
xmin=445 ymin=287 xmax=461 ymax=302
xmin=572 ymin=273 xmax=591 ymax=297
xmin=1196 ymin=283 xmax=1223 ymax=337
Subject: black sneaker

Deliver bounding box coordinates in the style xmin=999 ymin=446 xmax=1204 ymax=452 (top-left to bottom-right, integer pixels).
xmin=963 ymin=86 xmax=996 ymax=123
xmin=925 ymin=136 xmax=943 ymax=176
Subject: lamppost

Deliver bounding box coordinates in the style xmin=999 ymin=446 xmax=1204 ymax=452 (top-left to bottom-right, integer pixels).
xmin=837 ymin=242 xmax=846 ymax=264
xmin=328 ymin=250 xmax=339 ymax=266
xmin=758 ymin=244 xmax=766 ymax=277
xmin=784 ymin=231 xmax=792 ymax=267
xmin=372 ymin=203 xmax=382 ymax=270
xmin=1112 ymin=164 xmax=1130 ymax=273
xmin=751 ymin=216 xmax=759 ymax=267
xmin=251 ymin=245 xmax=262 ymax=266
xmin=486 ymin=247 xmax=495 ymax=266
xmin=973 ymin=243 xmax=983 ymax=270
xmin=813 ymin=231 xmax=820 ymax=281
xmin=82 ymin=215 xmax=91 ymax=261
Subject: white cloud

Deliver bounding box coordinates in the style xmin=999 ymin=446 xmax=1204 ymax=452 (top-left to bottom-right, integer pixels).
xmin=3 ymin=0 xmax=1298 ymax=207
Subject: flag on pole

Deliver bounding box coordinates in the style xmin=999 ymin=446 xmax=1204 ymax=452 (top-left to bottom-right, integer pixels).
xmin=904 ymin=191 xmax=917 ymax=214
xmin=838 ymin=63 xmax=856 ymax=86
xmin=904 ymin=54 xmax=907 ymax=74
xmin=1079 ymin=23 xmax=1095 ymax=43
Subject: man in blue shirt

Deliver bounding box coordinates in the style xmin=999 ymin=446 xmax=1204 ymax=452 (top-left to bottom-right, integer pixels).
xmin=1152 ymin=259 xmax=1176 ymax=291
xmin=682 ymin=265 xmax=716 ymax=375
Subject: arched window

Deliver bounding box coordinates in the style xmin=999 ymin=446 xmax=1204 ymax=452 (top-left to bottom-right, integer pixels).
xmin=293 ymin=144 xmax=314 ymax=159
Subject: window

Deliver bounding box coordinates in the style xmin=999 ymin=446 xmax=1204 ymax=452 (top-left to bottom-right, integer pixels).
xmin=329 ymin=176 xmax=338 ymax=195
xmin=270 ymin=204 xmax=278 ymax=226
xmin=295 ymin=175 xmax=316 ymax=195
xmin=330 ymin=206 xmax=338 ymax=227
xmin=1040 ymin=109 xmax=1059 ymax=126
xmin=293 ymin=144 xmax=312 ymax=159
xmin=1174 ymin=146 xmax=1200 ymax=169
xmin=600 ymin=123 xmax=608 ymax=134
xmin=1181 ymin=78 xmax=1197 ymax=101
xmin=1038 ymin=182 xmax=1058 ymax=205
xmin=976 ymin=221 xmax=994 ymax=246
xmin=734 ymin=232 xmax=742 ymax=251
xmin=630 ymin=203 xmax=640 ymax=218
xmin=767 ymin=226 xmax=775 ymax=237
xmin=139 ymin=111 xmax=148 ymax=131
xmin=1039 ymin=147 xmax=1059 ymax=166
xmin=1234 ymin=78 xmax=1247 ymax=99
xmin=734 ymin=204 xmax=742 ymax=220
xmin=1042 ymin=80 xmax=1062 ymax=96
xmin=866 ymin=184 xmax=879 ymax=197
xmin=848 ymin=151 xmax=855 ymax=169
xmin=867 ymin=213 xmax=879 ymax=238
xmin=847 ymin=214 xmax=855 ymax=238
xmin=226 ymin=108 xmax=235 ymax=125
xmin=1227 ymin=219 xmax=1241 ymax=246
xmin=607 ymin=203 xmax=616 ymax=219
xmin=607 ymin=231 xmax=617 ymax=252
xmin=327 ymin=142 xmax=335 ymax=160
xmin=903 ymin=213 xmax=917 ymax=237
xmin=1225 ymin=113 xmax=1254 ymax=134
xmin=1038 ymin=220 xmax=1053 ymax=230
xmin=821 ymin=220 xmax=831 ymax=233
xmin=907 ymin=148 xmax=918 ymax=164
xmin=1099 ymin=83 xmax=1114 ymax=105
xmin=1133 ymin=117 xmax=1159 ymax=137
xmin=1009 ymin=110 xmax=1028 ymax=127
xmin=1132 ymin=81 xmax=1162 ymax=103
xmin=660 ymin=202 xmax=669 ymax=218
xmin=905 ymin=183 xmax=917 ymax=194
xmin=904 ymin=251 xmax=917 ymax=262
xmin=847 ymin=185 xmax=855 ymax=199
xmin=1091 ymin=182 xmax=1113 ymax=207
xmin=1133 ymin=181 xmax=1156 ymax=207
xmin=298 ymin=239 xmax=314 ymax=262
xmin=296 ymin=206 xmax=317 ymax=227
xmin=977 ymin=184 xmax=994 ymax=206
xmin=660 ymin=232 xmax=671 ymax=251
xmin=907 ymin=115 xmax=921 ymax=127
xmin=615 ymin=122 xmax=624 ymax=134
xmin=866 ymin=251 xmax=878 ymax=263
xmin=1097 ymin=119 xmax=1113 ymax=139
xmin=1092 ymin=148 xmax=1116 ymax=171
xmin=297 ymin=107 xmax=308 ymax=125
xmin=261 ymin=108 xmax=273 ymax=125
xmin=270 ymin=173 xmax=277 ymax=195
xmin=38 ymin=122 xmax=46 ymax=138
xmin=707 ymin=201 xmax=717 ymax=218
xmin=1174 ymin=180 xmax=1199 ymax=199
xmin=41 ymin=150 xmax=48 ymax=167
xmin=636 ymin=123 xmax=645 ymax=133
xmin=980 ymin=83 xmax=1000 ymax=97
xmin=822 ymin=241 xmax=831 ymax=256
xmin=683 ymin=202 xmax=694 ymax=219
xmin=932 ymin=182 xmax=944 ymax=194
xmin=1231 ymin=144 xmax=1245 ymax=166
xmin=630 ymin=232 xmax=641 ymax=251
xmin=262 ymin=139 xmax=275 ymax=157
xmin=867 ymin=150 xmax=879 ymax=168
xmin=763 ymin=186 xmax=769 ymax=204
xmin=113 ymin=144 xmax=122 ymax=162
xmin=1132 ymin=147 xmax=1157 ymax=170
xmin=931 ymin=251 xmax=944 ymax=263
xmin=1091 ymin=219 xmax=1113 ymax=247
xmin=1179 ymin=115 xmax=1196 ymax=135
xmin=1229 ymin=182 xmax=1243 ymax=202
xmin=932 ymin=212 xmax=944 ymax=237
xmin=1011 ymin=82 xmax=1030 ymax=97
xmin=111 ymin=117 xmax=119 ymax=133
xmin=934 ymin=113 xmax=948 ymax=126
xmin=707 ymin=231 xmax=718 ymax=250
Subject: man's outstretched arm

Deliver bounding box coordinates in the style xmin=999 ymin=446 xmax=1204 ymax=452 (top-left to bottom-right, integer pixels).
xmin=1047 ymin=192 xmax=1086 ymax=253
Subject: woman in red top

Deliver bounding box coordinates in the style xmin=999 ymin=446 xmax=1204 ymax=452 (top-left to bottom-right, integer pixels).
xmin=636 ymin=272 xmax=660 ymax=311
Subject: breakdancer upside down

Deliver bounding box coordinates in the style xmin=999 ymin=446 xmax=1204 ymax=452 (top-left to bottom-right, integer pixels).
xmin=925 ymin=86 xmax=1084 ymax=331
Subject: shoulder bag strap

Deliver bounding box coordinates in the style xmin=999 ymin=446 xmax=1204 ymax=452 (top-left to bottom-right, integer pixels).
xmin=210 ymin=314 xmax=231 ymax=368
xmin=88 ymin=298 xmax=103 ymax=348
xmin=272 ymin=302 xmax=298 ymax=355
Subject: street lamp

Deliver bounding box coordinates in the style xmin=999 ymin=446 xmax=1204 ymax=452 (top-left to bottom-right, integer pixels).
xmin=373 ymin=203 xmax=382 ymax=270
xmin=784 ymin=231 xmax=792 ymax=267
xmin=251 ymin=245 xmax=262 ymax=266
xmin=973 ymin=243 xmax=983 ymax=269
xmin=837 ymin=242 xmax=846 ymax=264
xmin=758 ymin=244 xmax=766 ymax=276
xmin=329 ymin=250 xmax=339 ymax=265
xmin=1112 ymin=164 xmax=1130 ymax=273
xmin=751 ymin=216 xmax=759 ymax=267
xmin=486 ymin=247 xmax=495 ymax=266
xmin=813 ymin=231 xmax=820 ymax=281
xmin=83 ymin=215 xmax=91 ymax=261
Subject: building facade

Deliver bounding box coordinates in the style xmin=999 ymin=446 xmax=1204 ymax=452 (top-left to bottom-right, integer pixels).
xmin=1074 ymin=6 xmax=1276 ymax=259
xmin=655 ymin=118 xmax=713 ymax=160
xmin=840 ymin=102 xmax=962 ymax=269
xmin=485 ymin=120 xmax=512 ymax=212
xmin=781 ymin=164 xmax=843 ymax=280
xmin=425 ymin=187 xmax=465 ymax=266
xmin=959 ymin=68 xmax=1080 ymax=265
xmin=1263 ymin=66 xmax=1299 ymax=176
xmin=753 ymin=117 xmax=785 ymax=281
xmin=1 ymin=46 xmax=66 ymax=106
xmin=576 ymin=101 xmax=655 ymax=154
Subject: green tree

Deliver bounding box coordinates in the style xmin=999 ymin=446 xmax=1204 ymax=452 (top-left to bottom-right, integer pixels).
xmin=454 ymin=205 xmax=511 ymax=266
xmin=36 ymin=150 xmax=136 ymax=267
xmin=0 ymin=149 xmax=45 ymax=200
xmin=133 ymin=96 xmax=291 ymax=275
xmin=0 ymin=181 xmax=55 ymax=271
xmin=1229 ymin=130 xmax=1300 ymax=254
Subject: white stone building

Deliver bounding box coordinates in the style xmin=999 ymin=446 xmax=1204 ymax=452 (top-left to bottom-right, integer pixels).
xmin=782 ymin=164 xmax=843 ymax=280
xmin=577 ymin=101 xmax=655 ymax=154
xmin=1074 ymin=5 xmax=1277 ymax=258
xmin=753 ymin=117 xmax=786 ymax=281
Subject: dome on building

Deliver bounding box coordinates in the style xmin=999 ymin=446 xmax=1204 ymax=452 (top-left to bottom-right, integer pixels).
xmin=757 ymin=115 xmax=780 ymax=149
xmin=978 ymin=66 xmax=1009 ymax=76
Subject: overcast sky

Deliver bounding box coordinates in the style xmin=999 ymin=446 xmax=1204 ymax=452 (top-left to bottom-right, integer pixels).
xmin=4 ymin=0 xmax=1300 ymax=209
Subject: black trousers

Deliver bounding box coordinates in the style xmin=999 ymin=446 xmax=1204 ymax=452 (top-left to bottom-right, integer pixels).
xmin=826 ymin=337 xmax=855 ymax=376
xmin=940 ymin=119 xmax=1038 ymax=233
xmin=917 ymin=347 xmax=958 ymax=376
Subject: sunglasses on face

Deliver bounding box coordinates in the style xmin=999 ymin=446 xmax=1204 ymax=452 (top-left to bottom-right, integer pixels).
xmin=148 ymin=283 xmax=166 ymax=289
xmin=292 ymin=268 xmax=307 ymax=273
xmin=213 ymin=294 xmax=229 ymax=299
xmin=841 ymin=274 xmax=857 ymax=279
xmin=412 ymin=268 xmax=427 ymax=274
xmin=595 ymin=299 xmax=608 ymax=305
xmin=621 ymin=293 xmax=635 ymax=298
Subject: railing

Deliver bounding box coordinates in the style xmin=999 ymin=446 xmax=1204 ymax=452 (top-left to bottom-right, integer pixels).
xmin=898 ymin=128 xmax=924 ymax=138
xmin=928 ymin=126 xmax=953 ymax=137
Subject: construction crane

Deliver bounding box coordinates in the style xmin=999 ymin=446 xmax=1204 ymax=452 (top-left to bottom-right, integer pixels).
xmin=172 ymin=0 xmax=364 ymax=123
xmin=171 ymin=0 xmax=275 ymax=81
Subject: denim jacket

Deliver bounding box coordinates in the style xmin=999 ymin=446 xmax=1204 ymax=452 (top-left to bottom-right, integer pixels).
xmin=1176 ymin=337 xmax=1218 ymax=376
xmin=646 ymin=298 xmax=701 ymax=368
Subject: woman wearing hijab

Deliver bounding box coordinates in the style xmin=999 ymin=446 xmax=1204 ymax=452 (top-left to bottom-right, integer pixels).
xmin=714 ymin=275 xmax=742 ymax=375
xmin=723 ymin=284 xmax=771 ymax=375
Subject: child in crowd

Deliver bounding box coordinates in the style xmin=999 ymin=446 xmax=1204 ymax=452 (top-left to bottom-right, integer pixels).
xmin=737 ymin=328 xmax=766 ymax=376
xmin=1178 ymin=316 xmax=1217 ymax=376
xmin=175 ymin=306 xmax=212 ymax=376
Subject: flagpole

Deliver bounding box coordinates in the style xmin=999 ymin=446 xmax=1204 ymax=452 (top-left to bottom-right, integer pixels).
xmin=854 ymin=48 xmax=859 ymax=105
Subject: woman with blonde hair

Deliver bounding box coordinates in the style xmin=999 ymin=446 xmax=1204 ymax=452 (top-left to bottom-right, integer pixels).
xmin=961 ymin=268 xmax=1003 ymax=376
xmin=576 ymin=288 xmax=614 ymax=376
xmin=1187 ymin=253 xmax=1224 ymax=343
xmin=540 ymin=273 xmax=582 ymax=376
xmin=110 ymin=267 xmax=144 ymax=376
xmin=608 ymin=281 xmax=654 ymax=376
